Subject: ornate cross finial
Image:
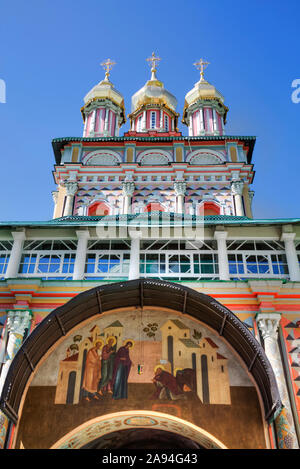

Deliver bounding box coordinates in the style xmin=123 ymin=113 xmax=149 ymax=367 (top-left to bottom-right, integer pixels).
xmin=194 ymin=58 xmax=210 ymax=82
xmin=146 ymin=52 xmax=161 ymax=81
xmin=100 ymin=58 xmax=116 ymax=81
xmin=146 ymin=52 xmax=161 ymax=71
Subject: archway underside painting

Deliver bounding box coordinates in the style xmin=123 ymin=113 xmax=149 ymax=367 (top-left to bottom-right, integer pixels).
xmin=16 ymin=306 xmax=267 ymax=449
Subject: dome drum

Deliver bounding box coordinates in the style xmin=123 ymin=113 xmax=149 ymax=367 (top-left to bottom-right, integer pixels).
xmin=82 ymin=98 xmax=124 ymax=138
xmin=128 ymin=104 xmax=179 ymax=134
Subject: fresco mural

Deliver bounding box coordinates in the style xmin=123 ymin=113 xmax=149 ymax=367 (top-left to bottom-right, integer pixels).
xmin=52 ymin=313 xmax=233 ymax=406
xmin=18 ymin=309 xmax=266 ymax=449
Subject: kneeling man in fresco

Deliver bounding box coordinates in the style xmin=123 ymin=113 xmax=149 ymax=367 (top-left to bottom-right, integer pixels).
xmin=82 ymin=340 xmax=102 ymax=401
xmin=152 ymin=366 xmax=186 ymax=400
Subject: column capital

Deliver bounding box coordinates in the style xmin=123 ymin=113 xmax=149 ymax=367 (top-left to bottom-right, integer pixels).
xmin=7 ymin=309 xmax=33 ymax=336
xmin=65 ymin=181 xmax=78 ymax=196
xmin=11 ymin=230 xmax=26 ymax=241
xmin=231 ymin=180 xmax=244 ymax=196
xmin=256 ymin=313 xmax=281 ymax=340
xmin=52 ymin=191 xmax=58 ymax=204
xmin=249 ymin=190 xmax=255 ymax=203
xmin=122 ymin=181 xmax=135 ymax=196
xmin=76 ymin=230 xmax=90 ymax=240
xmin=281 ymin=231 xmax=296 ymax=242
xmin=173 ymin=181 xmax=186 ymax=196
xmin=214 ymin=230 xmax=228 ymax=240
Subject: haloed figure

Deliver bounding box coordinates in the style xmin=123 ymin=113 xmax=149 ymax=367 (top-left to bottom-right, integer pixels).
xmin=82 ymin=340 xmax=102 ymax=401
xmin=97 ymin=336 xmax=116 ymax=395
xmin=111 ymin=340 xmax=133 ymax=399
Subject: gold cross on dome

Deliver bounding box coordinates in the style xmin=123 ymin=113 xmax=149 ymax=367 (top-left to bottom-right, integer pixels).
xmin=100 ymin=58 xmax=116 ymax=79
xmin=194 ymin=58 xmax=210 ymax=81
xmin=146 ymin=52 xmax=161 ymax=71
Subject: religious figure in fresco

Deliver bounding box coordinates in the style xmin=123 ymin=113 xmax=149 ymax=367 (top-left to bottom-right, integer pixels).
xmin=111 ymin=340 xmax=133 ymax=400
xmin=151 ymin=366 xmax=186 ymax=400
xmin=97 ymin=336 xmax=116 ymax=395
xmin=82 ymin=340 xmax=102 ymax=401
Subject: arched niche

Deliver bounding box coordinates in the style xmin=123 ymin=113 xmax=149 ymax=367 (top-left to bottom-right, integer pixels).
xmin=137 ymin=149 xmax=172 ymax=165
xmin=82 ymin=150 xmax=122 ymax=166
xmin=0 ymin=280 xmax=281 ymax=449
xmin=187 ymin=150 xmax=225 ymax=165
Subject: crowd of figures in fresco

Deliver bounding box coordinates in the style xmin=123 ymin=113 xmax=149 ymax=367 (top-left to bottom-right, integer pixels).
xmin=81 ymin=338 xmax=133 ymax=401
xmin=54 ymin=316 xmax=231 ymax=406
xmin=80 ymin=336 xmax=195 ymax=402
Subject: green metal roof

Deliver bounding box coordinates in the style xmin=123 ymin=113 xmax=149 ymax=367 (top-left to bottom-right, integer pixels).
xmin=52 ymin=135 xmax=256 ymax=165
xmin=0 ymin=214 xmax=299 ymax=228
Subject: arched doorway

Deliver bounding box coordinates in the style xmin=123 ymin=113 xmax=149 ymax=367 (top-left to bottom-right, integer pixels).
xmin=0 ymin=279 xmax=281 ymax=449
xmin=50 ymin=411 xmax=227 ymax=449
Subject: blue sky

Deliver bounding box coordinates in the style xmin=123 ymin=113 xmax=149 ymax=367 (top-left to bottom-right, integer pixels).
xmin=0 ymin=0 xmax=299 ymax=220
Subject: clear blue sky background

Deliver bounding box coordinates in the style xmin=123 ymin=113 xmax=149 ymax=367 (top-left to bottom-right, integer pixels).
xmin=0 ymin=0 xmax=299 ymax=221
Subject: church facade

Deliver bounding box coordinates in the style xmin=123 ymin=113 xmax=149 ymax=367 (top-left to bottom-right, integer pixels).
xmin=0 ymin=55 xmax=299 ymax=449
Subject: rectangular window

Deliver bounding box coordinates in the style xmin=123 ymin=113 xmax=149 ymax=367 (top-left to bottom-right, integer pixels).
xmin=137 ymin=114 xmax=142 ymax=132
xmin=164 ymin=115 xmax=169 ymax=131
xmin=0 ymin=254 xmax=10 ymax=275
xmin=151 ymin=111 xmax=156 ymax=129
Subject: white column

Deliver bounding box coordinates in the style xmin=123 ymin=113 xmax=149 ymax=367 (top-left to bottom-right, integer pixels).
xmin=142 ymin=110 xmax=147 ymax=131
xmin=128 ymin=237 xmax=140 ymax=280
xmin=256 ymin=313 xmax=299 ymax=448
xmin=73 ymin=230 xmax=89 ymax=280
xmin=4 ymin=231 xmax=26 ymax=279
xmin=160 ymin=109 xmax=163 ymax=130
xmin=174 ymin=181 xmax=186 ymax=214
xmin=212 ymin=108 xmax=219 ymax=134
xmin=83 ymin=114 xmax=88 ymax=137
xmin=220 ymin=114 xmax=225 ymax=135
xmin=196 ymin=111 xmax=201 ymax=136
xmin=200 ymin=108 xmax=205 ymax=133
xmin=52 ymin=191 xmax=58 ymax=219
xmin=0 ymin=310 xmax=32 ymax=394
xmin=90 ymin=109 xmax=97 ymax=134
xmin=281 ymin=232 xmax=300 ymax=281
xmin=214 ymin=230 xmax=230 ymax=280
xmin=188 ymin=113 xmax=193 ymax=136
xmin=206 ymin=108 xmax=211 ymax=133
xmin=122 ymin=181 xmax=135 ymax=215
xmin=231 ymin=180 xmax=244 ymax=216
xmin=64 ymin=182 xmax=78 ymax=217
xmin=104 ymin=108 xmax=109 ymax=132
xmin=108 ymin=109 xmax=113 ymax=136
xmin=171 ymin=118 xmax=175 ymax=131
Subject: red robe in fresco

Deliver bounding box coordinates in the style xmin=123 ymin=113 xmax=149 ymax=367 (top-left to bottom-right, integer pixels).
xmin=82 ymin=346 xmax=101 ymax=394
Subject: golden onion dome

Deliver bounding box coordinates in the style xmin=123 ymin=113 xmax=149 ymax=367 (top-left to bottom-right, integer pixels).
xmin=182 ymin=59 xmax=228 ymax=125
xmin=81 ymin=59 xmax=126 ymax=125
xmin=130 ymin=52 xmax=177 ymax=115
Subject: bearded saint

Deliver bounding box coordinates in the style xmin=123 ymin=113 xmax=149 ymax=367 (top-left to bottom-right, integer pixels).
xmin=82 ymin=341 xmax=102 ymax=401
